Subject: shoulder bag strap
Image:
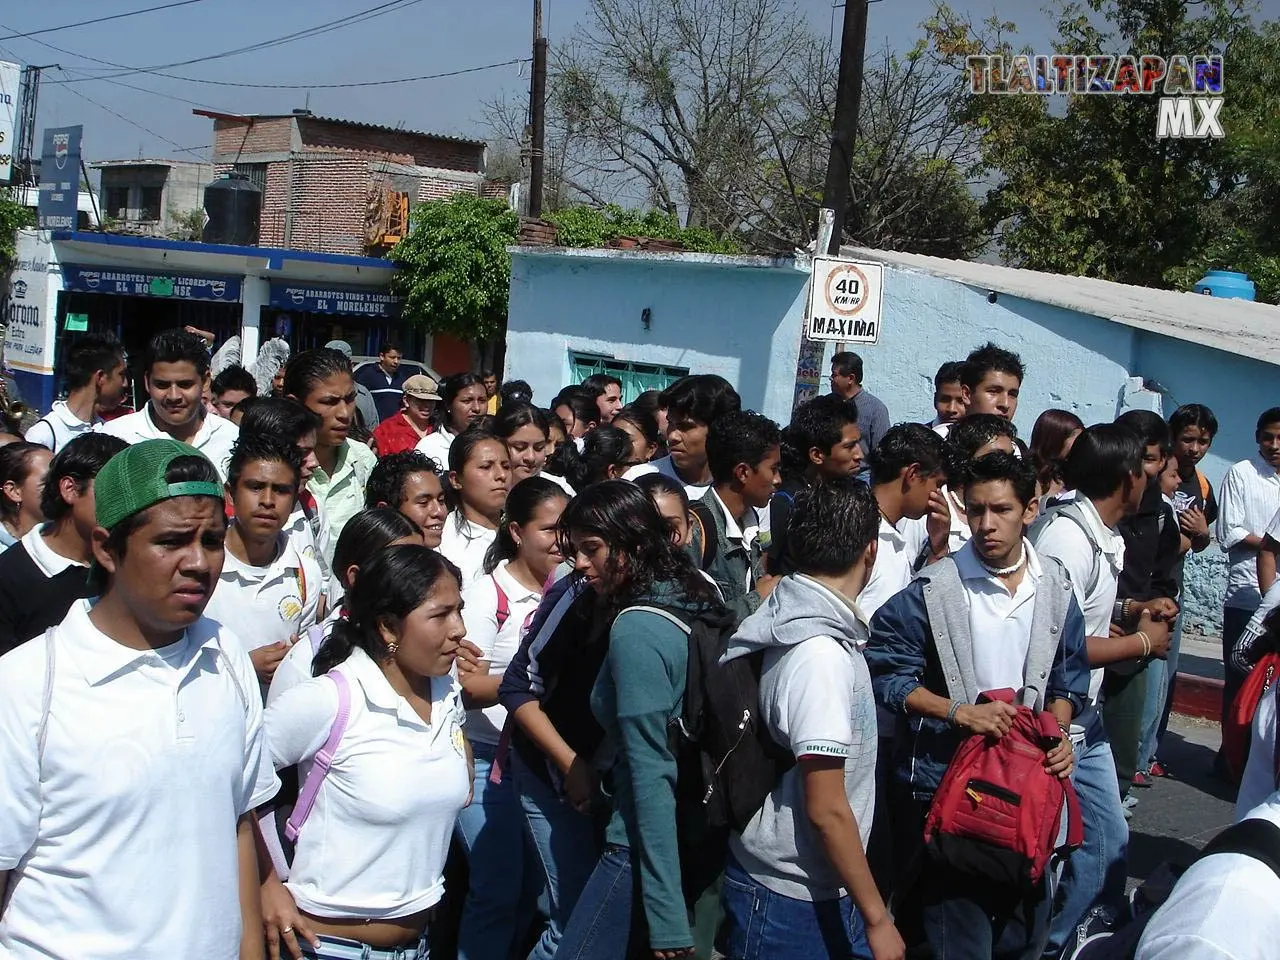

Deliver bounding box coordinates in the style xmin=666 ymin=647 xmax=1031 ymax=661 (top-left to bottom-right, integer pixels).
xmin=689 ymin=501 xmax=720 ymax=569
xmin=1048 ymin=504 xmax=1102 ymax=597
xmin=37 ymin=628 xmax=56 ymax=771
xmin=619 ymin=604 xmax=692 ymax=635
xmin=1198 ymin=817 xmax=1280 ymax=880
xmin=1198 ymin=470 xmax=1211 ymax=502
xmin=284 ymin=671 xmax=352 ymax=842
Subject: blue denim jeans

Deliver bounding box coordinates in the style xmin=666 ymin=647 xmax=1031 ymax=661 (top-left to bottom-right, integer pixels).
xmin=511 ymin=750 xmax=600 ymax=960
xmin=719 ymin=857 xmax=872 ymax=960
xmin=456 ymin=741 xmax=535 ymax=960
xmin=1044 ymin=721 xmax=1129 ymax=957
xmin=555 ymin=844 xmax=649 ymax=960
xmin=1138 ymin=617 xmax=1182 ymax=772
xmin=300 ymin=933 xmax=428 ymax=959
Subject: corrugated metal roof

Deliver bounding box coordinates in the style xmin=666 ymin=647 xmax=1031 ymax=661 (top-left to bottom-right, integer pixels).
xmin=844 ymin=246 xmax=1280 ymax=367
xmin=241 ymin=112 xmax=485 ymax=148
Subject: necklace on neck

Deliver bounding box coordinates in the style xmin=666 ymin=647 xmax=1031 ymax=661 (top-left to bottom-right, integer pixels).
xmin=979 ymin=548 xmax=1026 ymax=578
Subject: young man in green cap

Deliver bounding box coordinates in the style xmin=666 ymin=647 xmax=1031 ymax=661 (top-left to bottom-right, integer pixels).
xmin=0 ymin=438 xmax=279 ymax=960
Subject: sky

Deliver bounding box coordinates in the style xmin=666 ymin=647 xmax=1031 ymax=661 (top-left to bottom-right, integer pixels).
xmin=0 ymin=0 xmax=1274 ymax=175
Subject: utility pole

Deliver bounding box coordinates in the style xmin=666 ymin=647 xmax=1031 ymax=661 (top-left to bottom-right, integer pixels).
xmin=527 ymin=0 xmax=548 ymax=218
xmin=15 ymin=64 xmax=58 ymax=187
xmin=819 ymin=0 xmax=869 ymax=255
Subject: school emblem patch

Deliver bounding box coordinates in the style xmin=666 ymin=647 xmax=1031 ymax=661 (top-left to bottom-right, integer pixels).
xmin=451 ymin=720 xmax=466 ymax=759
xmin=278 ymin=595 xmax=303 ymax=622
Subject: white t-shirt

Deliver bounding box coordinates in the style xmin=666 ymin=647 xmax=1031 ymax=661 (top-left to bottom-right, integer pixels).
xmin=461 ymin=561 xmax=543 ymax=745
xmin=1238 ymin=685 xmax=1278 ymax=820
xmin=953 ymin=540 xmax=1041 ymax=693
xmin=858 ymin=515 xmax=927 ymax=621
xmin=0 ymin=601 xmax=279 ymax=960
xmin=439 ymin=516 xmax=497 ymax=586
xmin=25 ymin=401 xmax=99 ymax=453
xmin=1137 ymin=793 xmax=1280 ymax=959
xmin=652 ymin=454 xmax=711 ymax=501
xmin=1029 ymin=493 xmax=1125 ymax=704
xmin=204 ymin=531 xmax=323 ymax=655
xmin=415 ymin=427 xmax=456 ymax=473
xmin=99 ymin=405 xmax=239 ymax=480
xmin=264 ymin=646 xmax=470 ymax=920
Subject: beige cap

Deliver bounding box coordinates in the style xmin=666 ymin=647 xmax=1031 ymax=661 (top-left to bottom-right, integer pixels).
xmin=403 ymin=374 xmax=442 ymax=401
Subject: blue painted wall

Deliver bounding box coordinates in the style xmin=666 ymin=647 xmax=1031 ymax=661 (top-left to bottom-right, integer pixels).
xmin=507 ymin=251 xmax=1278 ymax=636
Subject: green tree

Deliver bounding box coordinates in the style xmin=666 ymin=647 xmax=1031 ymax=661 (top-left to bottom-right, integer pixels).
xmin=0 ymin=189 xmax=36 ymax=271
xmin=388 ymin=194 xmax=519 ymax=342
xmin=544 ymin=204 xmax=742 ymax=253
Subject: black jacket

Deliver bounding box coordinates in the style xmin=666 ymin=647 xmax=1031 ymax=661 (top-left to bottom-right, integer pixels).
xmin=1116 ymin=484 xmax=1181 ymax=603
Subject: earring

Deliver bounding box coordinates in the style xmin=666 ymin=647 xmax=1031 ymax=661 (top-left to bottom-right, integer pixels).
xmin=513 ymin=538 xmax=522 ymax=548
xmin=387 ymin=640 xmax=399 ymax=656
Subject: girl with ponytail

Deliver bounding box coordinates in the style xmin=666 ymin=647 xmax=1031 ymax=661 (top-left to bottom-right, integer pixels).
xmin=453 ymin=476 xmax=570 ymax=959
xmin=261 ymin=545 xmax=471 ymax=960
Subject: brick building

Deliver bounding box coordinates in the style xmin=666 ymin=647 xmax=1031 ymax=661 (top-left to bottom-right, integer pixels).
xmin=199 ymin=108 xmax=490 ymax=257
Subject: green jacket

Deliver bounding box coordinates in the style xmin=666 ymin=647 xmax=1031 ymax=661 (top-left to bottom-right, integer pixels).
xmin=689 ymin=488 xmax=764 ymax=622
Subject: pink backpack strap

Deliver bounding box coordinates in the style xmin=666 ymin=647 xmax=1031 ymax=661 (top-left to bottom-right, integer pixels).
xmin=494 ymin=579 xmax=511 ymax=631
xmin=285 ymin=671 xmax=351 ymax=842
xmin=306 ymin=623 xmax=327 ymax=659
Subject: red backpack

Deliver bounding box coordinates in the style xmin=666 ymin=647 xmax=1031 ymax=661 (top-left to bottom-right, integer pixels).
xmin=925 ymin=688 xmax=1084 ymax=887
xmin=1225 ymin=651 xmax=1280 ymax=780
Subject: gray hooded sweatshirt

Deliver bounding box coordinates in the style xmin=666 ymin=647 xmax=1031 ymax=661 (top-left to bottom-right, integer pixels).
xmin=721 ymin=574 xmax=877 ymax=901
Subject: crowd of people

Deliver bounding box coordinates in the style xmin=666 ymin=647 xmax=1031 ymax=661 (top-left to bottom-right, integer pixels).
xmin=0 ymin=326 xmax=1278 ymax=960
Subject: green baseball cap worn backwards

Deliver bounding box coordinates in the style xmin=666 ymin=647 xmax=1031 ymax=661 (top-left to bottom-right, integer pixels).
xmin=95 ymin=439 xmax=225 ymax=532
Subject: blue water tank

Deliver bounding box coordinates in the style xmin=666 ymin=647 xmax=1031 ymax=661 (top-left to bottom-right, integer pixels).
xmin=1194 ymin=270 xmax=1256 ymax=300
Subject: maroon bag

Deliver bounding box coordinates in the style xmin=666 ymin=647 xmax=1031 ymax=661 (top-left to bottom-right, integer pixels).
xmin=924 ymin=688 xmax=1084 ymax=887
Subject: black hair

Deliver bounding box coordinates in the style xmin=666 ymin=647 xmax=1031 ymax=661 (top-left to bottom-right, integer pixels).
xmin=660 ymin=374 xmax=740 ymax=427
xmin=1115 ymin=409 xmax=1171 ymax=455
xmin=1028 ymin=409 xmax=1083 ymax=493
xmin=227 ymin=433 xmax=303 ymax=491
xmin=480 ymin=367 xmax=496 ymax=379
xmin=96 ymin=455 xmax=224 ymax=592
xmin=1169 ymin=403 xmax=1219 ymax=441
xmin=145 ymin=329 xmax=210 ymax=377
xmin=283 ymin=348 xmax=352 ymax=402
xmin=634 ymin=471 xmax=691 ymax=513
xmin=313 ymin=544 xmax=461 ymax=676
xmin=781 ymin=394 xmax=857 ymax=479
xmin=830 ymin=351 xmax=864 ymax=383
xmin=0 ymin=442 xmax=49 ymax=523
xmin=612 ymin=404 xmax=662 ymax=450
xmin=961 ymin=342 xmax=1024 ymax=390
xmin=560 ymin=424 xmax=632 ymax=490
xmin=706 ymin=410 xmax=782 ymax=485
xmin=445 ymin=424 xmax=507 ymax=518
xmin=949 ymin=413 xmax=1018 ymax=464
xmin=330 ymin=508 xmax=422 ymax=598
xmin=40 ymin=433 xmax=129 ymax=522
xmin=933 ymin=361 xmax=965 ymax=389
xmin=868 ymin=423 xmax=948 ymax=486
xmin=230 ymin=397 xmax=255 ymax=419
xmin=366 ymin=451 xmax=441 ymax=510
xmin=631 ymin=390 xmax=663 ymax=421
xmin=62 ymin=332 xmax=125 ymax=391
xmin=962 ymin=451 xmax=1038 ymax=507
xmin=379 ymin=342 xmax=401 ymax=355
xmin=788 ymin=476 xmax=879 ymax=576
xmin=493 ymin=402 xmax=550 ymax=442
xmin=211 ymin=365 xmax=258 ymax=399
xmin=483 ymin=475 xmax=570 ymax=574
xmin=582 ymin=373 xmax=622 ymax=395
xmin=552 ymin=386 xmax=599 ymax=430
xmin=237 ymin=397 xmax=322 ymax=445
xmin=1062 ymin=423 xmax=1144 ymax=500
xmin=557 ymin=479 xmax=715 ymax=611
xmin=1257 ymin=408 xmax=1280 ymax=437
xmin=499 ymin=380 xmax=534 ymax=407
xmin=436 ymin=372 xmax=486 ymax=432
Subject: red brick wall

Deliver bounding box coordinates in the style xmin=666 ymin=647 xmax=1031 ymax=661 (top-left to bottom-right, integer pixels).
xmin=417 ymin=177 xmax=480 ymax=204
xmin=297 ymin=118 xmax=483 ymax=173
xmin=212 ymin=117 xmax=292 ymax=156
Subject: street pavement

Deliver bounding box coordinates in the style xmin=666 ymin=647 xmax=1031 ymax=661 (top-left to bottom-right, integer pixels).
xmin=1125 ymin=714 xmax=1236 ymax=886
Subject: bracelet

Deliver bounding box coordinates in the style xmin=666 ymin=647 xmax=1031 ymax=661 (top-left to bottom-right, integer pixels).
xmin=1137 ymin=630 xmax=1151 ymax=659
xmin=1123 ymin=598 xmax=1133 ymax=625
xmin=946 ymin=700 xmax=963 ymax=727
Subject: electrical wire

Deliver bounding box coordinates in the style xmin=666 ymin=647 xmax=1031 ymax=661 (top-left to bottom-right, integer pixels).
xmin=126 ymin=57 xmax=531 ymax=89
xmin=61 ymin=85 xmax=209 ymax=156
xmin=0 ymin=1 xmax=209 ymax=43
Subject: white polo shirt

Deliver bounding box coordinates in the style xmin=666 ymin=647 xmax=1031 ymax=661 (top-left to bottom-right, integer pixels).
xmin=25 ymin=401 xmax=99 ymax=453
xmin=652 ymin=454 xmax=711 ymax=501
xmin=415 ymin=427 xmax=456 ymax=473
xmin=858 ymin=514 xmax=928 ymax=621
xmin=22 ymin=522 xmax=87 ymax=578
xmin=268 ymin=606 xmax=343 ymax=707
xmin=1029 ymin=492 xmax=1125 ymax=702
xmin=204 ymin=530 xmax=323 ymax=654
xmin=440 ymin=516 xmax=497 ymax=586
xmin=264 ymin=646 xmax=471 ymax=920
xmin=461 ymin=561 xmax=543 ymax=745
xmin=1217 ymin=455 xmax=1280 ymax=610
xmin=99 ymin=404 xmax=240 ymax=480
xmin=0 ymin=600 xmax=279 ymax=960
xmin=953 ymin=539 xmax=1042 ymax=693
xmin=1137 ymin=793 xmax=1280 ymax=959
xmin=708 ymin=488 xmax=760 ymax=594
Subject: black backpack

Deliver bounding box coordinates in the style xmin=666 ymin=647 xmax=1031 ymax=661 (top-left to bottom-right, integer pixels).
xmin=623 ymin=601 xmax=795 ymax=901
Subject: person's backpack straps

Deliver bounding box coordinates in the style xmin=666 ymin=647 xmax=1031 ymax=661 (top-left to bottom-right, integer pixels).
xmin=306 ymin=623 xmax=327 ymax=659
xmin=285 ymin=670 xmax=351 ymax=842
xmin=37 ymin=627 xmax=56 ymax=771
xmin=1198 ymin=817 xmax=1280 ymax=878
xmin=689 ymin=500 xmax=720 ymax=570
xmin=495 ymin=579 xmax=511 ymax=631
xmin=1197 ymin=469 xmax=1210 ymax=503
xmin=1043 ymin=500 xmax=1102 ymax=597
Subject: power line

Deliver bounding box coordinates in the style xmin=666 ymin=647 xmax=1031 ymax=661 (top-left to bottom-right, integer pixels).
xmin=0 ymin=1 xmax=208 ymax=43
xmin=41 ymin=0 xmax=427 ymax=84
xmin=61 ymin=85 xmax=209 ymax=157
xmin=59 ymin=67 xmax=229 ymax=111
xmin=134 ymin=57 xmax=532 ymax=89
